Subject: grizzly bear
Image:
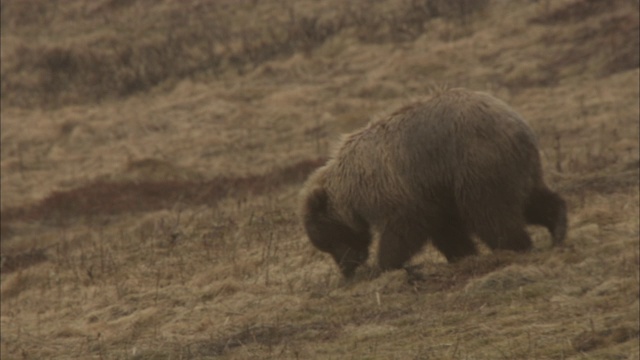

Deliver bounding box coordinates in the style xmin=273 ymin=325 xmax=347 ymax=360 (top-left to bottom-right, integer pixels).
xmin=300 ymin=88 xmax=567 ymax=278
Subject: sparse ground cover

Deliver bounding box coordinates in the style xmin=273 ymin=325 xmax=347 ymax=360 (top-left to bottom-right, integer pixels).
xmin=1 ymin=0 xmax=639 ymax=359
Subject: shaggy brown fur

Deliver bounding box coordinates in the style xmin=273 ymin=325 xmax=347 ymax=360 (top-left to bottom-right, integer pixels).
xmin=301 ymin=88 xmax=567 ymax=278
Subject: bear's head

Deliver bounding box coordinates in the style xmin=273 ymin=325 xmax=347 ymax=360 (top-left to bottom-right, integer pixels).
xmin=302 ymin=186 xmax=371 ymax=278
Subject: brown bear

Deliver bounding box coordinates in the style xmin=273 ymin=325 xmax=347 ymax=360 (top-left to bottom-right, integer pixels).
xmin=300 ymin=88 xmax=567 ymax=278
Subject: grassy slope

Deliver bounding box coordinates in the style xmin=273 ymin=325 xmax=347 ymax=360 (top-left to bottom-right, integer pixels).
xmin=1 ymin=0 xmax=639 ymax=359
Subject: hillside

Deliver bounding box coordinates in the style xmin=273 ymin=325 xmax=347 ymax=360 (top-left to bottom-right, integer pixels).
xmin=1 ymin=0 xmax=639 ymax=359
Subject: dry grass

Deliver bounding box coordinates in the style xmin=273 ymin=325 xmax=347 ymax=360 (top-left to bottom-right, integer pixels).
xmin=1 ymin=0 xmax=639 ymax=359
xmin=0 ymin=0 xmax=490 ymax=109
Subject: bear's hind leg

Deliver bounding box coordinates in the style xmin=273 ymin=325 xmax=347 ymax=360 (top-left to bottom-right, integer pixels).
xmin=466 ymin=204 xmax=532 ymax=252
xmin=461 ymin=189 xmax=533 ymax=252
xmin=525 ymin=186 xmax=567 ymax=245
xmin=475 ymin=220 xmax=533 ymax=252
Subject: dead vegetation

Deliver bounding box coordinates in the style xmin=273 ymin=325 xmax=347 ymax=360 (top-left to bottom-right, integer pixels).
xmin=1 ymin=0 xmax=639 ymax=359
xmin=0 ymin=0 xmax=490 ymax=108
xmin=1 ymin=157 xmax=323 ymax=226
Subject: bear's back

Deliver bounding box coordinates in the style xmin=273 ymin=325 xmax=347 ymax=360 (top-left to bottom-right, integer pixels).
xmin=324 ymin=88 xmax=542 ymax=222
